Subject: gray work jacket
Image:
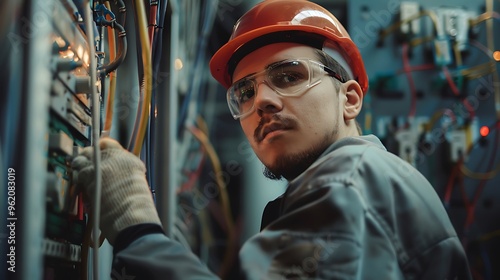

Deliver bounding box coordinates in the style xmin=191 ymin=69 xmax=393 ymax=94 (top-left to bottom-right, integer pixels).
xmin=112 ymin=135 xmax=472 ymax=280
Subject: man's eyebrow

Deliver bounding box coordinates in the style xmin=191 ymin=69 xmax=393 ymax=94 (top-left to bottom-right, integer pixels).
xmin=266 ymin=59 xmax=288 ymax=69
xmin=236 ymin=59 xmax=289 ymax=81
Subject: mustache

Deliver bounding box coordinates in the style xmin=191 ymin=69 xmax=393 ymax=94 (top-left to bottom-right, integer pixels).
xmin=254 ymin=114 xmax=297 ymax=142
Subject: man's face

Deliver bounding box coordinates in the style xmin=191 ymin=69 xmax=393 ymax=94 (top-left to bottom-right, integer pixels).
xmin=232 ymin=43 xmax=350 ymax=180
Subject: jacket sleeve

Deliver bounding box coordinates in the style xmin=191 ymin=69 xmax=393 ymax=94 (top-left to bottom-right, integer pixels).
xmin=112 ymin=232 xmax=219 ymax=280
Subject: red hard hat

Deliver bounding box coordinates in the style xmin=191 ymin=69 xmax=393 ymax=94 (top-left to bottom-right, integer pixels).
xmin=209 ymin=0 xmax=368 ymax=94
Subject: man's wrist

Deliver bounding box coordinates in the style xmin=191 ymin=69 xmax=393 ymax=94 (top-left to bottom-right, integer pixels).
xmin=113 ymin=223 xmax=165 ymax=254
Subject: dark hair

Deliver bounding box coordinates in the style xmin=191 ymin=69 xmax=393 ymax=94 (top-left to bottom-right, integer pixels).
xmin=314 ymin=49 xmax=351 ymax=83
xmin=315 ymin=49 xmax=363 ymax=135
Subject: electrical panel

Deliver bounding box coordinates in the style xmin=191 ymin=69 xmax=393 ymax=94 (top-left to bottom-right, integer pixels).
xmin=2 ymin=1 xmax=100 ymax=279
xmin=349 ymin=0 xmax=500 ymax=278
xmin=46 ymin=1 xmax=92 ymax=279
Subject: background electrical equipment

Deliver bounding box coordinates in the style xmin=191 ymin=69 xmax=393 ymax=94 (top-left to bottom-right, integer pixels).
xmin=350 ymin=0 xmax=500 ymax=279
xmin=1 ymin=0 xmax=499 ymax=280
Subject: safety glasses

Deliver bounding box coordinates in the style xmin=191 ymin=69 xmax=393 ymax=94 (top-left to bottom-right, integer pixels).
xmin=227 ymin=58 xmax=345 ymax=119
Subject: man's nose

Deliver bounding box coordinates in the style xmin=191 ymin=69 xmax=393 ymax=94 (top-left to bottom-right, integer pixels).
xmin=254 ymin=81 xmax=283 ymax=116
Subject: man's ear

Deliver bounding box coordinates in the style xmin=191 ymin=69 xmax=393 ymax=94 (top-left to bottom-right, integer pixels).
xmin=342 ymin=80 xmax=363 ymax=121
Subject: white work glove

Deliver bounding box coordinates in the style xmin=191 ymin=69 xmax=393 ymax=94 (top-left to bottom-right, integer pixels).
xmin=71 ymin=138 xmax=161 ymax=245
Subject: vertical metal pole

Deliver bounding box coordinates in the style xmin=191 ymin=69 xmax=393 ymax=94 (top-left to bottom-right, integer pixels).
xmin=19 ymin=0 xmax=54 ymax=279
xmin=155 ymin=0 xmax=179 ymax=237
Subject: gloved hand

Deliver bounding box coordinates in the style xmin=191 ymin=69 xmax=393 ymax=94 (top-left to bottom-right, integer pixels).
xmin=71 ymin=138 xmax=161 ymax=245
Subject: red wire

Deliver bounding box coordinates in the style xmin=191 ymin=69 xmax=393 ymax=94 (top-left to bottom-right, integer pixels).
xmin=179 ymin=152 xmax=206 ymax=193
xmin=441 ymin=66 xmax=476 ymax=119
xmin=396 ymin=63 xmax=435 ymax=74
xmin=462 ymin=99 xmax=476 ymax=119
xmin=443 ymin=160 xmax=460 ymax=206
xmin=442 ymin=66 xmax=460 ymax=96
xmin=148 ymin=4 xmax=158 ymax=48
xmin=443 ymin=108 xmax=457 ymax=123
xmin=464 ymin=125 xmax=500 ymax=229
xmin=402 ymin=44 xmax=417 ymax=118
xmin=443 ymin=122 xmax=499 ymax=221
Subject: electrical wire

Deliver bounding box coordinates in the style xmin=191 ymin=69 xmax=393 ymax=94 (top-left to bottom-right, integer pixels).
xmin=460 ymin=61 xmax=497 ymax=79
xmin=179 ymin=151 xmax=205 ymax=193
xmin=453 ymin=41 xmax=463 ymax=68
xmin=469 ymin=11 xmax=500 ymax=26
xmin=443 ymin=121 xmax=499 ymax=209
xmin=455 ymin=121 xmax=499 ymax=233
xmin=114 ymin=0 xmax=127 ymax=25
xmin=80 ymin=212 xmax=106 ymax=280
xmin=480 ymin=245 xmax=493 ymax=280
xmin=148 ymin=1 xmax=158 ymax=48
xmin=460 ymin=121 xmax=500 ymax=180
xmin=442 ymin=66 xmax=460 ymax=95
xmin=137 ymin=0 xmax=160 ymax=173
xmin=130 ymin=0 xmax=153 ymax=156
xmin=401 ymin=43 xmax=417 ymax=118
xmin=103 ymin=0 xmax=117 ymax=133
xmin=424 ymin=108 xmax=456 ymax=133
xmin=478 ymin=229 xmax=500 ymax=242
xmin=455 ymin=159 xmax=492 ymax=251
xmin=460 ymin=159 xmax=500 ymax=179
xmin=395 ymin=63 xmax=435 ymax=74
xmin=187 ymin=124 xmax=236 ymax=279
xmin=379 ymin=10 xmax=439 ymax=41
xmin=177 ymin=0 xmax=218 ymax=136
xmin=84 ymin=1 xmax=102 ymax=279
xmin=443 ymin=158 xmax=461 ymax=207
xmin=440 ymin=39 xmax=478 ymax=119
xmin=409 ymin=36 xmax=434 ymax=47
xmin=96 ymin=17 xmax=127 ymax=75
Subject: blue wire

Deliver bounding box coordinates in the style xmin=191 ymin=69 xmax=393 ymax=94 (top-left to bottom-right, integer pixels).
xmin=176 ymin=0 xmax=218 ymax=136
xmin=146 ymin=0 xmax=167 ymax=190
xmin=480 ymin=245 xmax=492 ymax=280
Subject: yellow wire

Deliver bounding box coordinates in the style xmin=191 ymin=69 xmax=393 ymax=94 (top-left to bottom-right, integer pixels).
xmin=465 ymin=120 xmax=473 ymax=150
xmin=460 ymin=162 xmax=500 ymax=179
xmin=196 ymin=115 xmax=210 ymax=136
xmin=479 ymin=229 xmax=500 ymax=242
xmin=424 ymin=109 xmax=453 ymax=132
xmin=379 ymin=10 xmax=439 ymax=40
xmin=104 ymin=1 xmax=117 ymax=133
xmin=409 ymin=36 xmax=433 ymax=47
xmin=461 ymin=61 xmax=496 ymax=77
xmin=469 ymin=11 xmax=500 ymax=26
xmin=187 ymin=125 xmax=236 ymax=278
xmin=132 ymin=0 xmax=152 ymax=156
xmin=453 ymin=41 xmax=463 ymax=67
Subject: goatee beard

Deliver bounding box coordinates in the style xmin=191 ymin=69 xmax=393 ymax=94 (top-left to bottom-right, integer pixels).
xmin=262 ymin=134 xmax=332 ymax=181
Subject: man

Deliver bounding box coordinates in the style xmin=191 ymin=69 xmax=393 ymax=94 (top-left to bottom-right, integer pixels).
xmin=73 ymin=0 xmax=472 ymax=279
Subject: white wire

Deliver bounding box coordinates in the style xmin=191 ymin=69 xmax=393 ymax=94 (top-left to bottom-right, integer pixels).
xmin=85 ymin=1 xmax=102 ymax=279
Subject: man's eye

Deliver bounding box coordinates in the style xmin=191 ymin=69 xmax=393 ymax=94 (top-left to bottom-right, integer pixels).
xmin=271 ymin=72 xmax=305 ymax=88
xmin=238 ymin=87 xmax=255 ymax=103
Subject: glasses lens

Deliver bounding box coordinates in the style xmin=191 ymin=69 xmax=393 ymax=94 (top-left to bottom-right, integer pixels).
xmin=228 ymin=79 xmax=256 ymax=117
xmin=268 ymin=60 xmax=310 ymax=94
xmin=227 ymin=60 xmax=317 ymax=119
